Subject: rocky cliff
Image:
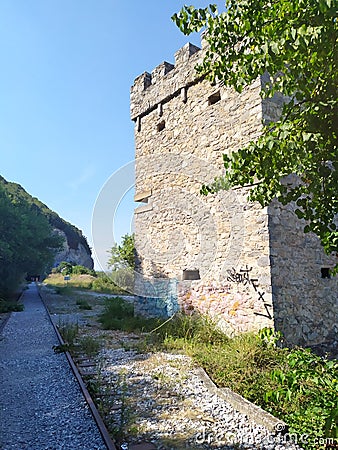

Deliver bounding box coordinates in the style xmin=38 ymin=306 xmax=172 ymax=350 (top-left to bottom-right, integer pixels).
xmin=0 ymin=176 xmax=94 ymax=269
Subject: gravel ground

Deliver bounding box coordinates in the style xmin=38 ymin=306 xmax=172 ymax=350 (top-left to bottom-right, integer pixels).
xmin=40 ymin=285 xmax=306 ymax=450
xmin=97 ymin=349 xmax=304 ymax=450
xmin=0 ymin=283 xmax=107 ymax=450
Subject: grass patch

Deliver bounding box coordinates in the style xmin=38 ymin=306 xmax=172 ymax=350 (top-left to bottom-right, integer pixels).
xmin=99 ymin=296 xmax=161 ymax=332
xmin=44 ymin=273 xmax=126 ymax=295
xmin=57 ymin=321 xmax=79 ymax=347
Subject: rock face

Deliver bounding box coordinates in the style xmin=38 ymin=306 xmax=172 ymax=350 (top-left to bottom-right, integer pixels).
xmin=131 ymin=41 xmax=338 ymax=349
xmin=53 ymin=229 xmax=94 ymax=269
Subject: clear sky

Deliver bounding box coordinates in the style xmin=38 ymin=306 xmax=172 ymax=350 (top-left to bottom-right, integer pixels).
xmin=0 ymin=0 xmax=223 ymax=269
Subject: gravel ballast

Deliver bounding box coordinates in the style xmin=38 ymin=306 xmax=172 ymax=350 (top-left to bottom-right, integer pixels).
xmin=0 ymin=283 xmax=107 ymax=450
xmin=97 ymin=349 xmax=305 ymax=450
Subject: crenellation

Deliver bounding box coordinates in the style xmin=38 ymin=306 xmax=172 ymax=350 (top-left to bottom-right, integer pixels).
xmin=132 ymin=71 xmax=152 ymax=93
xmin=151 ymin=61 xmax=175 ymax=84
xmin=130 ymin=42 xmax=204 ymax=121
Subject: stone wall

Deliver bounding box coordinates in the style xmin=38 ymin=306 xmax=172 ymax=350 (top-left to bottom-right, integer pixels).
xmin=132 ymin=42 xmax=274 ymax=335
xmin=131 ymin=41 xmax=338 ymax=347
xmin=269 ymin=199 xmax=338 ymax=347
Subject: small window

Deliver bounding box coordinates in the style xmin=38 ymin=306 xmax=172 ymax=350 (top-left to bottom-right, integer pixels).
xmin=321 ymin=268 xmax=331 ymax=279
xmin=182 ymin=269 xmax=200 ymax=280
xmin=157 ymin=120 xmax=165 ymax=132
xmin=208 ymin=91 xmax=221 ymax=105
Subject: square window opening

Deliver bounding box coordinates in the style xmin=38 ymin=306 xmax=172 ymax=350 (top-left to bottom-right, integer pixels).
xmin=208 ymin=91 xmax=221 ymax=105
xmin=157 ymin=121 xmax=165 ymax=132
xmin=321 ymin=267 xmax=331 ymax=279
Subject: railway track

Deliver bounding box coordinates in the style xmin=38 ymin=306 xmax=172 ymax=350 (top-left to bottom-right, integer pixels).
xmin=0 ymin=283 xmax=116 ymax=450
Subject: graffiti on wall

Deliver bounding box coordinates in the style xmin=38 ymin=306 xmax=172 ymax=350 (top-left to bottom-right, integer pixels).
xmin=227 ymin=265 xmax=273 ymax=320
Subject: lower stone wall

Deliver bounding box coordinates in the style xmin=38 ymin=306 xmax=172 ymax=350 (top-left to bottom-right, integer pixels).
xmin=178 ymin=278 xmax=273 ymax=336
xmin=134 ymin=274 xmax=274 ymax=337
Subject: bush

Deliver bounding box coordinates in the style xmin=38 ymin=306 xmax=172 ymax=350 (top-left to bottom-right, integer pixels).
xmin=99 ymin=296 xmax=162 ymax=332
xmin=0 ymin=300 xmax=24 ymax=313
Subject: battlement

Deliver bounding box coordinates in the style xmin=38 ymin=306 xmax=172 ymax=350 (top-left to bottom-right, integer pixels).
xmin=130 ymin=42 xmax=202 ymax=121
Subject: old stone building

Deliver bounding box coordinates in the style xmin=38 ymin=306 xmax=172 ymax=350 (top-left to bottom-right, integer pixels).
xmin=130 ymin=41 xmax=337 ymax=348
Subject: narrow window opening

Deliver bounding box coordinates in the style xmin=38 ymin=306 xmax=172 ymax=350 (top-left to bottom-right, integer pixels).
xmin=182 ymin=269 xmax=200 ymax=280
xmin=157 ymin=120 xmax=165 ymax=132
xmin=136 ymin=117 xmax=141 ymax=132
xmin=208 ymin=91 xmax=221 ymax=105
xmin=321 ymin=268 xmax=331 ymax=279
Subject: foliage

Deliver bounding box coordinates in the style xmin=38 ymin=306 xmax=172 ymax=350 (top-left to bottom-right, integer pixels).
xmin=173 ymin=1 xmax=338 ymax=265
xmin=0 ymin=175 xmax=91 ymax=256
xmin=164 ymin=325 xmax=338 ymax=450
xmin=0 ymin=183 xmax=62 ymax=296
xmin=78 ymin=336 xmax=101 ymax=356
xmin=76 ymin=299 xmax=92 ymax=310
xmin=71 ymin=264 xmax=96 ymax=276
xmin=108 ymin=234 xmax=135 ymax=271
xmin=105 ymin=305 xmax=337 ymax=449
xmin=99 ymin=296 xmax=163 ymax=332
xmin=57 ymin=321 xmax=79 ymax=348
xmin=91 ymin=274 xmax=126 ymax=294
xmin=265 ymin=349 xmax=338 ymax=445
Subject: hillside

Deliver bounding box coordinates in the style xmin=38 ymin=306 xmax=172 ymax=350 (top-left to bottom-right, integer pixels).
xmin=0 ymin=176 xmax=93 ymax=269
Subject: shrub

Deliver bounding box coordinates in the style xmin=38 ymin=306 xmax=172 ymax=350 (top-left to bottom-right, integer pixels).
xmin=0 ymin=300 xmax=24 ymax=313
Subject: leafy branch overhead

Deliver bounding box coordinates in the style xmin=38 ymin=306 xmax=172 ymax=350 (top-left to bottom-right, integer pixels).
xmin=172 ymin=0 xmax=338 ymax=261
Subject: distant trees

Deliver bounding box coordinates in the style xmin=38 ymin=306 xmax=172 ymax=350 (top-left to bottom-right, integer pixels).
xmin=0 ymin=184 xmax=62 ymax=297
xmin=53 ymin=261 xmax=96 ymax=277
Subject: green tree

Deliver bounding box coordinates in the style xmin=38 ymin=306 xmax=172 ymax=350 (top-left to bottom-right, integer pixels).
xmin=173 ymin=1 xmax=338 ymax=262
xmin=0 ymin=184 xmax=62 ymax=296
xmin=108 ymin=234 xmax=135 ymax=270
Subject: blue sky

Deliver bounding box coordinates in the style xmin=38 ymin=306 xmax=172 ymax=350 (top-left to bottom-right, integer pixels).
xmin=0 ymin=0 xmax=223 ymax=269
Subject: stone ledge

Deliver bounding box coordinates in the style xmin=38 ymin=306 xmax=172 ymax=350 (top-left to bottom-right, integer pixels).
xmin=134 ymin=189 xmax=152 ymax=203
xmin=135 ymin=203 xmax=153 ymax=214
xmin=194 ymin=367 xmax=288 ymax=433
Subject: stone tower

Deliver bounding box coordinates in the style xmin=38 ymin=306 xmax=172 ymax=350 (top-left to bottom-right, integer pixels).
xmin=130 ymin=41 xmax=337 ymax=348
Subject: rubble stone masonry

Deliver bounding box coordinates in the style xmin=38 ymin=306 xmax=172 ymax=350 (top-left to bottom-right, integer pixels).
xmin=131 ymin=41 xmax=337 ymax=348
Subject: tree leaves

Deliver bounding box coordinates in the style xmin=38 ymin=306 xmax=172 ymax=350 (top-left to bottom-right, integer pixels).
xmin=0 ymin=184 xmax=62 ymax=296
xmin=173 ymin=0 xmax=338 ymax=264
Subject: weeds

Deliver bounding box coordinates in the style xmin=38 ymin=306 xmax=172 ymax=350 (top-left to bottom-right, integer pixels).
xmin=49 ymin=287 xmax=337 ymax=450
xmin=45 ymin=272 xmax=126 ymax=295
xmin=57 ymin=321 xmax=79 ymax=347
xmin=99 ymin=296 xmax=161 ymax=332
xmin=78 ymin=336 xmax=101 ymax=356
